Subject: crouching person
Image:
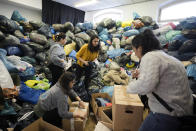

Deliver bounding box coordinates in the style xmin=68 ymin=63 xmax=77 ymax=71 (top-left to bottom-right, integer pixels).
xmin=33 ymin=71 xmax=86 ymax=128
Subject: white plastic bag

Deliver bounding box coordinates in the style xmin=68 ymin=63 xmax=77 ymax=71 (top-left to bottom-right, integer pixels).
xmin=0 ymin=60 xmax=14 ymax=88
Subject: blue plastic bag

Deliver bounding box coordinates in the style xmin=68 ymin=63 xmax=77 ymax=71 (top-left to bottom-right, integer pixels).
xmin=133 ymin=12 xmax=141 ymax=20
xmin=69 ymin=50 xmax=77 ymax=60
xmin=107 ymin=49 xmax=130 ymax=58
xmin=19 ymin=82 xmax=45 ymax=104
xmin=83 ymin=22 xmax=93 ymax=31
xmin=97 ymin=25 xmax=104 ymax=33
xmin=20 ymin=38 xmax=30 ymax=43
xmin=99 ymin=28 xmax=108 ymax=36
xmin=18 ymin=67 xmax=35 ymax=81
xmin=123 ymin=29 xmax=139 ymax=37
xmin=124 ymin=26 xmax=131 ymax=31
xmin=11 ymin=10 xmax=27 ymax=22
xmin=0 ymin=49 xmax=19 ymax=73
xmin=6 ymin=46 xmax=22 ymax=56
xmin=99 ymin=34 xmax=109 ymax=42
xmin=0 ymin=102 xmax=16 ymax=116
xmin=186 ymin=64 xmax=196 ymax=80
xmin=50 ymin=26 xmax=56 ymax=34
xmin=100 ymin=86 xmax=114 ymax=97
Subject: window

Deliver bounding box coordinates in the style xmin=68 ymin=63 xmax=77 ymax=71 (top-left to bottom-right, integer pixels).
xmin=93 ymin=9 xmax=123 ymax=24
xmin=158 ymin=0 xmax=196 ymax=24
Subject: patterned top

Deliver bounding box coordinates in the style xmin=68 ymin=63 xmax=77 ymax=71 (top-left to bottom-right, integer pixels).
xmin=127 ymin=50 xmax=193 ymax=116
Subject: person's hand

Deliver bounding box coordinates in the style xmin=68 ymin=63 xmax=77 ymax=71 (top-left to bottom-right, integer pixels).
xmin=73 ymin=110 xmax=87 ymax=119
xmin=60 ymin=59 xmax=64 ymax=63
xmin=131 ymin=69 xmax=140 ymax=79
xmin=79 ymin=101 xmax=86 ymax=109
xmin=83 ymin=61 xmax=89 ymax=66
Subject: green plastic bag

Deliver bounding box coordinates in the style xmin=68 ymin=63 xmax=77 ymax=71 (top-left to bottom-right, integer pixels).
xmin=25 ymin=79 xmax=50 ymax=90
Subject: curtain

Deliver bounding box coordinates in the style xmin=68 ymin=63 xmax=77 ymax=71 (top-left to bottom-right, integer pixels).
xmin=42 ymin=0 xmax=85 ymax=25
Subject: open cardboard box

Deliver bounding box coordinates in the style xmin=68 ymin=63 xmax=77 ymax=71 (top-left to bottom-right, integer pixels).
xmin=100 ymin=108 xmax=112 ymax=130
xmin=91 ymin=93 xmax=112 ymax=120
xmin=22 ymin=118 xmax=63 ymax=131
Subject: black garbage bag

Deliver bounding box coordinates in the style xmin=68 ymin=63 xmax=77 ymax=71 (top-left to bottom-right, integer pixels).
xmin=75 ymin=37 xmax=85 ymax=51
xmin=182 ymin=29 xmax=196 ymax=39
xmin=35 ymin=52 xmax=46 ymax=62
xmin=29 ymin=21 xmax=43 ymax=30
xmin=141 ymin=16 xmax=153 ymax=26
xmin=98 ymin=50 xmax=108 ymax=63
xmin=0 ymin=15 xmax=20 ymax=33
xmin=114 ymin=53 xmax=131 ymax=67
xmin=26 ymin=42 xmax=44 ymax=52
xmin=0 ymin=31 xmax=5 ymax=40
xmin=38 ymin=24 xmax=52 ymax=38
xmin=99 ymin=18 xmax=116 ymax=29
xmin=0 ymin=35 xmax=20 ymax=48
xmin=75 ymin=32 xmax=90 ymax=43
xmin=19 ymin=44 xmax=35 ymax=57
xmin=29 ymin=32 xmax=47 ymax=45
xmin=74 ymin=26 xmax=82 ymax=34
xmin=52 ymin=24 xmax=65 ymax=32
xmin=124 ymin=44 xmax=132 ymax=50
xmin=168 ymin=40 xmax=183 ymax=51
xmin=14 ymin=30 xmax=24 ymax=39
xmin=64 ymin=22 xmax=74 ymax=32
xmin=14 ymin=103 xmax=37 ymax=131
xmin=66 ymin=30 xmax=75 ymax=41
xmin=43 ymin=42 xmax=51 ymax=50
xmin=21 ymin=56 xmax=37 ymax=65
xmin=86 ymin=29 xmax=98 ymax=37
xmin=19 ymin=21 xmax=33 ymax=32
xmin=179 ymin=39 xmax=196 ymax=54
xmin=73 ymin=77 xmax=90 ymax=102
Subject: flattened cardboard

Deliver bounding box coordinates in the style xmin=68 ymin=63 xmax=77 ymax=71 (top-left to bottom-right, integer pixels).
xmin=112 ymin=85 xmax=144 ymax=131
xmin=100 ymin=108 xmax=113 ymax=130
xmin=91 ymin=93 xmax=112 ymax=120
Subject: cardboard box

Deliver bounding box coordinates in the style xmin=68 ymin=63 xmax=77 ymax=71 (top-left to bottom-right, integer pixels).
xmin=112 ymin=85 xmax=144 ymax=131
xmin=22 ymin=118 xmax=63 ymax=131
xmin=91 ymin=93 xmax=112 ymax=120
xmin=62 ymin=101 xmax=89 ymax=131
xmin=100 ymin=108 xmax=112 ymax=130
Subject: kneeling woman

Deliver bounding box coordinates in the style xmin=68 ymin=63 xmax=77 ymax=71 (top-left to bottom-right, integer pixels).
xmin=34 ymin=71 xmax=86 ymax=128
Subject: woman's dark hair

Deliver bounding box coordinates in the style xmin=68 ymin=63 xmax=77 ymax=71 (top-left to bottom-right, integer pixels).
xmin=88 ymin=35 xmax=100 ymax=52
xmin=132 ymin=29 xmax=161 ymax=56
xmin=59 ymin=71 xmax=75 ymax=92
xmin=55 ymin=32 xmax=66 ymax=42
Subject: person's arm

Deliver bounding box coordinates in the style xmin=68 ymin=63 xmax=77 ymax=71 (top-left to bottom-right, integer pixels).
xmin=127 ymin=54 xmax=160 ymax=95
xmin=57 ymin=96 xmax=74 ymax=119
xmin=68 ymin=89 xmax=86 ymax=108
xmin=76 ymin=45 xmax=89 ymax=66
xmin=50 ymin=46 xmax=65 ymax=68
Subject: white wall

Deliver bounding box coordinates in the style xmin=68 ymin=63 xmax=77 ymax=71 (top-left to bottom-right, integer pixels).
xmin=0 ymin=1 xmax=42 ymax=22
xmin=85 ymin=0 xmax=169 ymax=23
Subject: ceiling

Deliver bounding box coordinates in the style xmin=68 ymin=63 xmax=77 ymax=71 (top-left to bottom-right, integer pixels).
xmin=2 ymin=0 xmax=154 ymax=12
xmin=53 ymin=0 xmax=154 ymax=12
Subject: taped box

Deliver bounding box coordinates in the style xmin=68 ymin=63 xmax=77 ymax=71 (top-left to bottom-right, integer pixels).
xmin=91 ymin=93 xmax=112 ymax=120
xmin=62 ymin=101 xmax=89 ymax=131
xmin=112 ymin=85 xmax=144 ymax=131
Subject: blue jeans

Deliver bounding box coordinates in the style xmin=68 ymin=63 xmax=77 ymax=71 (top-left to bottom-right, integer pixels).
xmin=139 ymin=112 xmax=181 ymax=131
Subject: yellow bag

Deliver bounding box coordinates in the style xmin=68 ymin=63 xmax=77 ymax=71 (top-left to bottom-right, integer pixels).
xmin=121 ymin=20 xmax=133 ymax=28
xmin=64 ymin=41 xmax=76 ymax=55
xmin=25 ymin=80 xmax=50 ymax=90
